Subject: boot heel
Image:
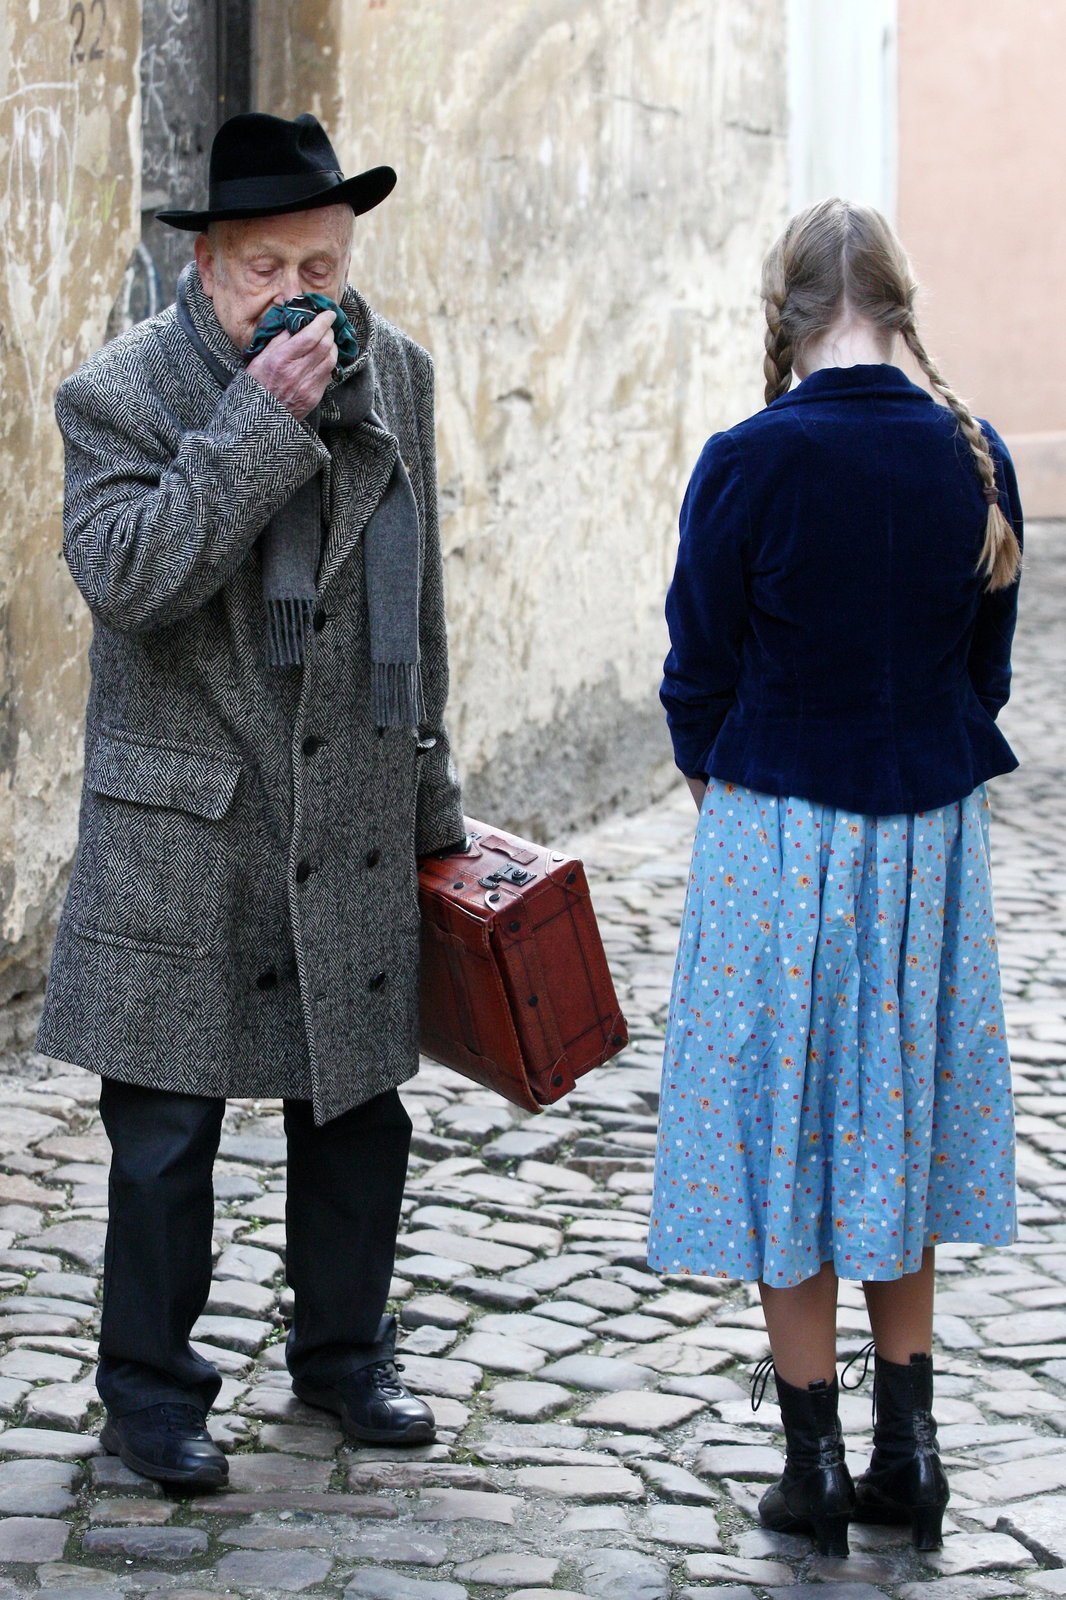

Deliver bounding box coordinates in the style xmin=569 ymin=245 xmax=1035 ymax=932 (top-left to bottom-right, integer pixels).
xmin=911 ymin=1504 xmax=944 ymax=1551
xmin=811 ymin=1514 xmax=851 ymax=1559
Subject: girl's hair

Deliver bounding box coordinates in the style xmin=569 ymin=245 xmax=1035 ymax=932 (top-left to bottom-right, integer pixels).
xmin=761 ymin=198 xmax=1020 ymax=591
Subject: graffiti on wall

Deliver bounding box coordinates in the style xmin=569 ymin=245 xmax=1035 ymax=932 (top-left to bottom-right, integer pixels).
xmin=3 ymin=58 xmax=78 ymax=420
xmin=117 ymin=0 xmax=220 ymax=326
xmin=68 ymin=0 xmax=109 ymax=65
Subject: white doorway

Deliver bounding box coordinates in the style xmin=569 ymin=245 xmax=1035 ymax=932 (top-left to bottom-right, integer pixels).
xmin=787 ymin=0 xmax=898 ymax=219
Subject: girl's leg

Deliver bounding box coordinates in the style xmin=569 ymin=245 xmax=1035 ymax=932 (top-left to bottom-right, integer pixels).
xmin=862 ymin=1248 xmax=935 ymax=1358
xmin=759 ymin=1260 xmax=839 ymax=1385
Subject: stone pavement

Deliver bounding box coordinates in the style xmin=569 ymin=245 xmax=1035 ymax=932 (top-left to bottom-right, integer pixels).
xmin=0 ymin=526 xmax=1061 ymax=1599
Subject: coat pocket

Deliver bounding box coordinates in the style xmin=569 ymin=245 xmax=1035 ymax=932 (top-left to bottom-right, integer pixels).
xmin=70 ymin=729 xmax=242 ymax=956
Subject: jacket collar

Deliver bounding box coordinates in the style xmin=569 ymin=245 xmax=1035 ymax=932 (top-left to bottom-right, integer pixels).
xmin=769 ymin=363 xmax=933 ymax=409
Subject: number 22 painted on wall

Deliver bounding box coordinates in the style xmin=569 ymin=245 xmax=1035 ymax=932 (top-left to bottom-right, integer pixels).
xmin=70 ymin=0 xmax=107 ymax=65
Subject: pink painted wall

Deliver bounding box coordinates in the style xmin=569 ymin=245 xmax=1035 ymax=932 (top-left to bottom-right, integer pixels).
xmin=898 ymin=0 xmax=1066 ymax=511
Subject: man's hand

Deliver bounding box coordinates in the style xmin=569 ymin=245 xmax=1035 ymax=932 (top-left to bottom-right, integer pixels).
xmin=245 ymin=307 xmax=337 ymax=421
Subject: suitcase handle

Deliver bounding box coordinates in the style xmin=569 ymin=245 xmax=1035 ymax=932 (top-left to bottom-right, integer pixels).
xmin=479 ymin=833 xmax=538 ymax=866
xmin=427 ymin=835 xmax=483 ymax=862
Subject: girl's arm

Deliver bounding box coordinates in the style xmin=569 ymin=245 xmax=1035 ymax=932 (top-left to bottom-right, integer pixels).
xmin=660 ymin=431 xmax=751 ymax=783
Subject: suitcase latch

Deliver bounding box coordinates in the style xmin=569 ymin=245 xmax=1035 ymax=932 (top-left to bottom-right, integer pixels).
xmin=478 ymin=865 xmax=534 ymax=889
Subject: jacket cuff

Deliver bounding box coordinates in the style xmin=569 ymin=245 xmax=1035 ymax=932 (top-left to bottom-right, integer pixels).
xmin=976 ymin=693 xmax=1006 ymax=721
xmin=217 ymin=371 xmax=329 ymax=499
xmin=415 ymin=744 xmax=465 ymax=857
xmin=667 ymin=722 xmax=719 ymax=782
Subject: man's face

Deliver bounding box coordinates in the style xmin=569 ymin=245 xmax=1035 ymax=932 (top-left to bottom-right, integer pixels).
xmin=194 ymin=204 xmax=354 ymax=350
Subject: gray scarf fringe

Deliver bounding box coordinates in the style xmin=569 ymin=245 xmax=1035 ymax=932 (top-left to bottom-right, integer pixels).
xmin=268 ymin=595 xmax=315 ymax=669
xmin=373 ymin=661 xmax=426 ymax=729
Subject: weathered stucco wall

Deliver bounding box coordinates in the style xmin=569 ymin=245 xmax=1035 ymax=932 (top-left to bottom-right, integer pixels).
xmin=259 ymin=0 xmax=787 ymax=836
xmin=898 ymin=0 xmax=1066 ymax=515
xmin=2 ymin=0 xmax=786 ymax=1024
xmin=0 ymin=0 xmax=140 ymax=1016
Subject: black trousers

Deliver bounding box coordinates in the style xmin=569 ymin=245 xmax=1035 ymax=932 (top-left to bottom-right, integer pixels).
xmin=97 ymin=1077 xmax=412 ymax=1418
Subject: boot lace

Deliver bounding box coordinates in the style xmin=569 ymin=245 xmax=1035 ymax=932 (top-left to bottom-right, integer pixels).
xmin=367 ymin=1358 xmax=407 ymax=1398
xmin=155 ymin=1403 xmax=207 ymax=1433
xmin=840 ymin=1337 xmax=877 ymax=1422
xmin=750 ymin=1354 xmax=775 ymax=1413
xmin=840 ymin=1338 xmax=876 ymax=1391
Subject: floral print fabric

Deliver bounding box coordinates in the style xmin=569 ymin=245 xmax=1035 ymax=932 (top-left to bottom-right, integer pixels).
xmin=648 ymin=780 xmax=1016 ymax=1288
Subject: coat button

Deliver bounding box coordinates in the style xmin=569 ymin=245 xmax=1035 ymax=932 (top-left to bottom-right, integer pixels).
xmin=302 ymin=735 xmax=323 ymax=757
xmin=366 ymin=848 xmax=381 ymax=868
xmin=368 ymin=971 xmax=387 ymax=991
xmin=295 ymin=860 xmax=313 ymax=884
xmin=312 ymin=609 xmax=328 ymax=633
xmin=256 ymin=969 xmax=278 ymax=991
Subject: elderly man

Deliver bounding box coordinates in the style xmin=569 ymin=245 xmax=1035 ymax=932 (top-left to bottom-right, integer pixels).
xmin=36 ymin=112 xmax=465 ymax=1487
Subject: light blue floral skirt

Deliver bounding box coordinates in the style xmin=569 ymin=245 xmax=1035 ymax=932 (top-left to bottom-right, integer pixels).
xmin=647 ymin=781 xmax=1016 ymax=1288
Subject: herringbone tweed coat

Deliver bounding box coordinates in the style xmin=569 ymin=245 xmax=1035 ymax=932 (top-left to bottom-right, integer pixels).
xmin=36 ymin=268 xmax=465 ymax=1123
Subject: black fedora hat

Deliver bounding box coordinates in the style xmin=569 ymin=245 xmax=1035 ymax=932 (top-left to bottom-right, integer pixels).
xmin=156 ymin=111 xmax=396 ymax=231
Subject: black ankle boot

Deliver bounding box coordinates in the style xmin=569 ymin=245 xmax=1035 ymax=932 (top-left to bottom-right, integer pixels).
xmin=853 ymin=1351 xmax=949 ymax=1550
xmin=755 ymin=1365 xmax=856 ymax=1558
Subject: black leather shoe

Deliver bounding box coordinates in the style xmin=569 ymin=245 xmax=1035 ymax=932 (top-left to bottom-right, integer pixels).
xmin=293 ymin=1359 xmax=436 ymax=1444
xmin=100 ymin=1403 xmax=228 ymax=1489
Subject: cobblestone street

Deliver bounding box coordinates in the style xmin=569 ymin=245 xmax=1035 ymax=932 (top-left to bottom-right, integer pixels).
xmin=0 ymin=528 xmax=1060 ymax=1600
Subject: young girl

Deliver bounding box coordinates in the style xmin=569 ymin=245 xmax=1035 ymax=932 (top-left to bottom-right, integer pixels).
xmin=648 ymin=199 xmax=1021 ymax=1559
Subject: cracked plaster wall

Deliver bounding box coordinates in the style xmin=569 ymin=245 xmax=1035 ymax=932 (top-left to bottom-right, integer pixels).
xmin=2 ymin=0 xmax=786 ymax=1017
xmin=0 ymin=0 xmax=140 ymax=1013
xmin=260 ymin=0 xmax=787 ymax=837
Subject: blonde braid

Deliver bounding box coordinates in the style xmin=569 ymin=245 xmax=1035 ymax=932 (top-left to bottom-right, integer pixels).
xmin=763 ymin=294 xmax=794 ymax=406
xmin=901 ymin=322 xmax=1020 ymax=591
xmin=761 ymin=246 xmax=794 ymax=405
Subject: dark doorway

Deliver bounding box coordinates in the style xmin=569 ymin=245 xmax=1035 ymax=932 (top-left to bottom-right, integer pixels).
xmin=110 ymin=0 xmax=254 ymax=331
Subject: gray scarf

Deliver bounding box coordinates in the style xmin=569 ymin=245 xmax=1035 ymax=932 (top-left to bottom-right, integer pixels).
xmin=176 ymin=265 xmax=425 ymax=728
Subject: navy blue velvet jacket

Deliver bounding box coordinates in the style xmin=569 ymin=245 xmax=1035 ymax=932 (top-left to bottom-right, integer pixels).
xmin=661 ymin=364 xmax=1022 ymax=815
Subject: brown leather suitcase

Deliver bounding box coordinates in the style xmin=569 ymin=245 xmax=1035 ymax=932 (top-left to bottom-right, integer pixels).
xmin=418 ymin=817 xmax=629 ymax=1113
